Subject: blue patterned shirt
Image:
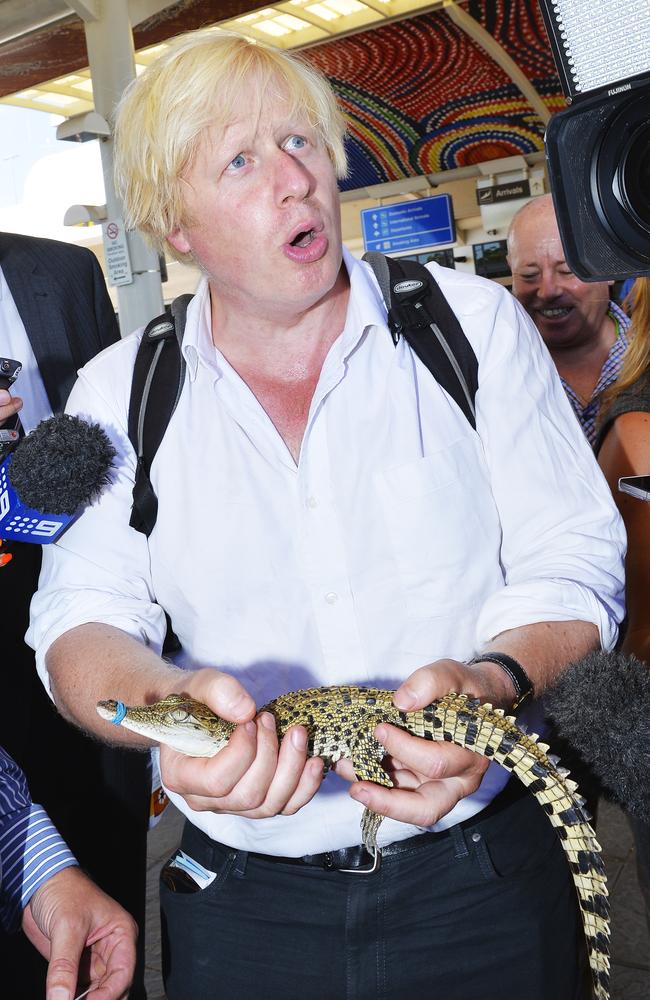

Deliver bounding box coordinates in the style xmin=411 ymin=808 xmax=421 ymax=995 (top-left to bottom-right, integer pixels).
xmin=0 ymin=746 xmax=77 ymax=932
xmin=560 ymin=301 xmax=630 ymax=447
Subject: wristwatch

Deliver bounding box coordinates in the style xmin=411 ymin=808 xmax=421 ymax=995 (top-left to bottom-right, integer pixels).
xmin=467 ymin=652 xmax=535 ymax=710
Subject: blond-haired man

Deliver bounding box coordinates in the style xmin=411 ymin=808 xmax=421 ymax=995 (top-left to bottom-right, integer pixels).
xmin=29 ymin=30 xmax=625 ymax=999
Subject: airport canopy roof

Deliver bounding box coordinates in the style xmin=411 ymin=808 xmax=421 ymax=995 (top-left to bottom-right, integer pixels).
xmin=0 ymin=0 xmax=564 ymax=192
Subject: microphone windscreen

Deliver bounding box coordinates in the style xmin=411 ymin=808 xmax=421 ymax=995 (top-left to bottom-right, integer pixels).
xmin=545 ymin=650 xmax=650 ymax=823
xmin=8 ymin=413 xmax=115 ymax=515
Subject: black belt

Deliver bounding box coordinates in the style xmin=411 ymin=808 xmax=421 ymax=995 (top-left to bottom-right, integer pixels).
xmin=248 ymin=777 xmax=527 ymax=876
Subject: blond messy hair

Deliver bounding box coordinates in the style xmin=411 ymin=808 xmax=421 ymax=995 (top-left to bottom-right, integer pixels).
xmin=113 ymin=29 xmax=348 ymax=264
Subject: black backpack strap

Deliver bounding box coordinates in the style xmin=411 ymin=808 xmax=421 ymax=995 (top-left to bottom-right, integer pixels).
xmin=363 ymin=252 xmax=479 ymax=430
xmin=127 ymin=295 xmax=192 ymax=537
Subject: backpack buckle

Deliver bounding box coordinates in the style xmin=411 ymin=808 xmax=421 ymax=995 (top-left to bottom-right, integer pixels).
xmin=388 ymin=298 xmax=430 ymax=344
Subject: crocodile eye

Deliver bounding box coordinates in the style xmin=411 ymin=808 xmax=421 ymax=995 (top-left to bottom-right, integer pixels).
xmin=169 ymin=708 xmax=189 ymax=723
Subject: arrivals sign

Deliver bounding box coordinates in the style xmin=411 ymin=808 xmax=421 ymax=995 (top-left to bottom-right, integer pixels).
xmin=476 ymin=179 xmax=531 ymax=205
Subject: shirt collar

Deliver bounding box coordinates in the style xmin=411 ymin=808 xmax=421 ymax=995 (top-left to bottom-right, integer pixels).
xmin=180 ymin=247 xmax=390 ymax=381
xmin=331 ymin=246 xmax=391 ymax=364
xmin=607 ymin=298 xmax=630 ymax=335
xmin=180 ymin=278 xmax=215 ymax=382
xmin=341 ymin=246 xmax=390 ymax=337
xmin=559 ymin=299 xmax=631 ymax=446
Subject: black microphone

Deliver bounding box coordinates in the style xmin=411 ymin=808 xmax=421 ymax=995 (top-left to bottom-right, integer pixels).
xmin=0 ymin=413 xmax=115 ymax=544
xmin=545 ymin=650 xmax=650 ymax=824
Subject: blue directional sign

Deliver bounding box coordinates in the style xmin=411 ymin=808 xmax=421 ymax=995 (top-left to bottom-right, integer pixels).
xmin=361 ymin=194 xmax=455 ymax=254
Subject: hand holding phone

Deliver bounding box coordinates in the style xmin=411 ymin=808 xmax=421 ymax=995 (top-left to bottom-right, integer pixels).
xmin=0 ymin=357 xmax=22 ymax=391
xmin=0 ymin=357 xmax=23 ymax=433
xmin=0 ymin=358 xmax=23 ymax=563
xmin=618 ymin=476 xmax=650 ymax=502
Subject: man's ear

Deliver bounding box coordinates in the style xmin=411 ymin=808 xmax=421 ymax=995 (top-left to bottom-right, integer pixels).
xmin=167 ymin=227 xmax=191 ymax=255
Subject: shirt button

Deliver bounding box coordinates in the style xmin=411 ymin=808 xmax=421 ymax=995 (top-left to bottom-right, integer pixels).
xmin=325 ymin=592 xmax=339 ymax=605
xmin=306 ymin=496 xmax=318 ymax=509
xmin=471 ymin=832 xmax=481 ymax=843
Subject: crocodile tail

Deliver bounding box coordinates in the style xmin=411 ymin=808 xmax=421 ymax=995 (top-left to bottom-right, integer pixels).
xmin=429 ymin=692 xmax=611 ymax=1000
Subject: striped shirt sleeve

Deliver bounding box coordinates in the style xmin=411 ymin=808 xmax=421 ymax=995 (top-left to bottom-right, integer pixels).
xmin=0 ymin=745 xmax=77 ymax=932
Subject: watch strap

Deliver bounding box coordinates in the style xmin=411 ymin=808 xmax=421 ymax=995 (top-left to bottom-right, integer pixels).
xmin=467 ymin=652 xmax=534 ymax=709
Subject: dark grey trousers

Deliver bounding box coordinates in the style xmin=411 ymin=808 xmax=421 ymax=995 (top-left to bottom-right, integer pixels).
xmin=160 ymin=785 xmax=588 ymax=1000
xmin=629 ymin=814 xmax=650 ymax=935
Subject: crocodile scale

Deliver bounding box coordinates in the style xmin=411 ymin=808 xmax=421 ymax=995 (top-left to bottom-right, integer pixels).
xmin=97 ymin=686 xmax=610 ymax=999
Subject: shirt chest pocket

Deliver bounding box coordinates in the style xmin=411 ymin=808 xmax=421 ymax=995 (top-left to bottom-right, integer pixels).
xmin=375 ymin=436 xmax=498 ymax=619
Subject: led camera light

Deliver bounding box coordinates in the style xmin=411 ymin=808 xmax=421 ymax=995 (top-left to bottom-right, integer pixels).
xmin=541 ymin=0 xmax=650 ymax=97
xmin=540 ymin=0 xmax=650 ymax=281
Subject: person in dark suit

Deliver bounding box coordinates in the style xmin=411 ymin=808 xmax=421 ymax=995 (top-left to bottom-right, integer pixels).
xmin=0 ymin=232 xmax=150 ymax=999
xmin=1 ymin=745 xmax=137 ymax=1000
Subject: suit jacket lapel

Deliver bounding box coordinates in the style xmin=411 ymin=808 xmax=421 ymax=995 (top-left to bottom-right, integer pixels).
xmin=0 ymin=236 xmax=76 ymax=413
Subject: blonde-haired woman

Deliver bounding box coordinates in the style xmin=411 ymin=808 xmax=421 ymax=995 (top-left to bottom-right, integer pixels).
xmin=597 ymin=276 xmax=650 ymax=932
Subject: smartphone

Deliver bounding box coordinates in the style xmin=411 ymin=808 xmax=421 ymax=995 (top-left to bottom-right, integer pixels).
xmin=618 ymin=476 xmax=650 ymax=502
xmin=0 ymin=358 xmax=22 ymax=391
xmin=160 ymin=861 xmax=201 ymax=894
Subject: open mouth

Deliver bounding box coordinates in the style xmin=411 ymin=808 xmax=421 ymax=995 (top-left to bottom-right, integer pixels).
xmin=290 ymin=228 xmax=316 ymax=248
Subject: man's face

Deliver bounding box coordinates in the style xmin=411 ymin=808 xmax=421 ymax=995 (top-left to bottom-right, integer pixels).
xmin=508 ymin=205 xmax=611 ymax=351
xmin=167 ymin=83 xmax=345 ymax=325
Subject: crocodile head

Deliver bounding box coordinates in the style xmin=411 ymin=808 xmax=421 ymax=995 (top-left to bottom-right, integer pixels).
xmin=96 ymin=694 xmax=235 ymax=757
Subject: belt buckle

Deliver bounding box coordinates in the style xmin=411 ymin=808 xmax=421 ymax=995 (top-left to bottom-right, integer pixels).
xmin=338 ymin=848 xmax=382 ymax=875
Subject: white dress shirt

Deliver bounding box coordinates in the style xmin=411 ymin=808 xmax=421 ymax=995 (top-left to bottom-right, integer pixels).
xmin=0 ymin=266 xmax=53 ymax=433
xmin=28 ymin=249 xmax=626 ymax=856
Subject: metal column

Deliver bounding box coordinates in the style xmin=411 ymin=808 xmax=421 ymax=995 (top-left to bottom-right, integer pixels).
xmin=80 ymin=0 xmax=164 ymax=336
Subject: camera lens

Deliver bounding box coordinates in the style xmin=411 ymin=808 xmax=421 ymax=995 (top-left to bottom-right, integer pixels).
xmin=1 ymin=361 xmax=10 ymax=372
xmin=619 ymin=122 xmax=650 ymax=231
xmin=594 ymin=92 xmax=650 ymax=261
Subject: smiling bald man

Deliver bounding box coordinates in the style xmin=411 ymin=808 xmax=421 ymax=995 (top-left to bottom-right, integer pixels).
xmin=507 ymin=194 xmax=630 ymax=446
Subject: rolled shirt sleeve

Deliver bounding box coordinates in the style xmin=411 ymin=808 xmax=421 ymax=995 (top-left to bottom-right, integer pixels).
xmin=466 ymin=288 xmax=626 ymax=649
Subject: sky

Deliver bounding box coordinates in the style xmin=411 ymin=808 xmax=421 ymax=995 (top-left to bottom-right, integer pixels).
xmin=0 ymin=104 xmax=106 ymax=242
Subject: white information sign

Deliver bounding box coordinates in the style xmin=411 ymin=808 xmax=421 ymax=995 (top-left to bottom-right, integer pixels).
xmin=103 ymin=218 xmax=133 ymax=286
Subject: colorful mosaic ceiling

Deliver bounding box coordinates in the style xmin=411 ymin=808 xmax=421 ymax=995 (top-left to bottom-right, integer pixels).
xmin=306 ymin=0 xmax=564 ymax=189
xmin=0 ymin=0 xmax=565 ymax=193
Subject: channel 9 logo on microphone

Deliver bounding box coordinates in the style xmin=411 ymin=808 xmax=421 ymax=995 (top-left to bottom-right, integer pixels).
xmin=0 ymin=455 xmax=73 ymax=543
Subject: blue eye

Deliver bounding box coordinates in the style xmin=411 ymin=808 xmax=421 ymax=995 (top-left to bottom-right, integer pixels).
xmin=285 ymin=135 xmax=307 ymax=151
xmin=229 ymin=153 xmax=246 ymax=170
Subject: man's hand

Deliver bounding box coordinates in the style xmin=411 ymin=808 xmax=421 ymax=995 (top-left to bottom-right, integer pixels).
xmin=22 ymin=866 xmax=137 ymax=1000
xmin=0 ymin=388 xmax=22 ymax=427
xmin=160 ymin=667 xmax=325 ymax=818
xmin=341 ymin=657 xmax=515 ymax=828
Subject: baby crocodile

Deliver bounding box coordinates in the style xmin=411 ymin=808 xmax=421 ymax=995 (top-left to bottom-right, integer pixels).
xmin=97 ymin=686 xmax=610 ymax=999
